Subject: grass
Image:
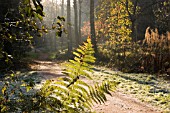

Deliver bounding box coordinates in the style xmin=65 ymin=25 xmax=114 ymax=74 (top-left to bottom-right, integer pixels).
xmin=25 ymin=52 xmax=39 ymax=59
xmin=47 ymin=49 xmax=68 ymax=61
xmin=91 ymin=66 xmax=170 ymax=112
xmin=48 ymin=52 xmax=57 ymax=60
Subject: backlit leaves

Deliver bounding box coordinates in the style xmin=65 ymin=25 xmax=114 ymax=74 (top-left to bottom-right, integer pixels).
xmin=37 ymin=38 xmax=117 ymax=112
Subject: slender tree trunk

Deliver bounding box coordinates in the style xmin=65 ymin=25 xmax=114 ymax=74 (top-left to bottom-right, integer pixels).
xmin=60 ymin=0 xmax=64 ymax=50
xmin=54 ymin=0 xmax=58 ymax=51
xmin=90 ymin=0 xmax=97 ymax=55
xmin=78 ymin=0 xmax=82 ymax=43
xmin=131 ymin=21 xmax=135 ymax=41
xmin=61 ymin=0 xmax=64 ymax=16
xmin=51 ymin=0 xmax=54 ymax=51
xmin=74 ymin=0 xmax=79 ymax=46
xmin=67 ymin=0 xmax=72 ymax=56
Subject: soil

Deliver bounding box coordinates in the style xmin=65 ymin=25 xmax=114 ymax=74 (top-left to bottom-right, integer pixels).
xmin=92 ymin=91 xmax=161 ymax=113
xmin=31 ymin=59 xmax=162 ymax=113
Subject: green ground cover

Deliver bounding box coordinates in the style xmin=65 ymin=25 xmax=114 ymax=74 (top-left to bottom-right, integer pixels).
xmin=91 ymin=66 xmax=170 ymax=112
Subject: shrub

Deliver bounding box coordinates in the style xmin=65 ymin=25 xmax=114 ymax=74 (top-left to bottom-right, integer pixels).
xmin=98 ymin=28 xmax=170 ymax=74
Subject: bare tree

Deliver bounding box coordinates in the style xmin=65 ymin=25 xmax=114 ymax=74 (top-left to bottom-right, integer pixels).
xmin=73 ymin=0 xmax=79 ymax=46
xmin=78 ymin=0 xmax=82 ymax=43
xmin=90 ymin=0 xmax=97 ymax=55
xmin=67 ymin=0 xmax=72 ymax=56
xmin=61 ymin=0 xmax=64 ymax=16
xmin=60 ymin=0 xmax=64 ymax=50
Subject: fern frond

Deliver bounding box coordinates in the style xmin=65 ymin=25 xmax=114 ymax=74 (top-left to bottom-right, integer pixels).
xmin=38 ymin=37 xmax=117 ymax=112
xmin=89 ymin=81 xmax=118 ymax=104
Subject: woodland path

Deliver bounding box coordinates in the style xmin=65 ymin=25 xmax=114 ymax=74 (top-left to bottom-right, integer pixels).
xmin=30 ymin=56 xmax=162 ymax=113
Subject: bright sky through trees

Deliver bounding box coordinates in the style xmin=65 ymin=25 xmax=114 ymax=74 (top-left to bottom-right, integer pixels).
xmin=42 ymin=0 xmax=73 ymax=6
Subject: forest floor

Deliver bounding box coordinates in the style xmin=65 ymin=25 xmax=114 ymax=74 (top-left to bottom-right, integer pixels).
xmin=29 ymin=54 xmax=169 ymax=113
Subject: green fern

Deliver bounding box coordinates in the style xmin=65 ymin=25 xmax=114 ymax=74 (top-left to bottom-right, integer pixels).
xmin=38 ymin=37 xmax=117 ymax=112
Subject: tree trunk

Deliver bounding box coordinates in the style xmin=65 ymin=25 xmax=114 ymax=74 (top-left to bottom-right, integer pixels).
xmin=67 ymin=0 xmax=72 ymax=56
xmin=51 ymin=0 xmax=54 ymax=51
xmin=125 ymin=0 xmax=138 ymax=42
xmin=61 ymin=0 xmax=64 ymax=16
xmin=60 ymin=0 xmax=64 ymax=50
xmin=90 ymin=0 xmax=97 ymax=56
xmin=131 ymin=21 xmax=136 ymax=41
xmin=74 ymin=0 xmax=79 ymax=46
xmin=78 ymin=0 xmax=82 ymax=43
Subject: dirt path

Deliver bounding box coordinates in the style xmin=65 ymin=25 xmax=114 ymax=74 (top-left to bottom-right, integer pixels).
xmin=92 ymin=91 xmax=161 ymax=113
xmin=31 ymin=60 xmax=162 ymax=113
xmin=31 ymin=60 xmax=65 ymax=80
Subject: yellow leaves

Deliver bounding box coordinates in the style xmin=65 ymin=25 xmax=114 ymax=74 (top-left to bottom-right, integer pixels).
xmin=96 ymin=0 xmax=132 ymax=45
xmin=16 ymin=21 xmax=20 ymax=27
xmin=2 ymin=86 xmax=7 ymax=95
xmin=87 ymin=36 xmax=91 ymax=43
xmin=42 ymin=25 xmax=45 ymax=30
xmin=73 ymin=52 xmax=81 ymax=58
xmin=1 ymin=106 xmax=7 ymax=112
xmin=52 ymin=26 xmax=56 ymax=29
xmin=42 ymin=25 xmax=48 ymax=33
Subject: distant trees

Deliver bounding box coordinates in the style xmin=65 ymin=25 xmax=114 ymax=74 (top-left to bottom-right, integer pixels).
xmin=95 ymin=0 xmax=170 ymax=41
xmin=40 ymin=0 xmax=60 ymax=51
xmin=41 ymin=0 xmax=86 ymax=56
